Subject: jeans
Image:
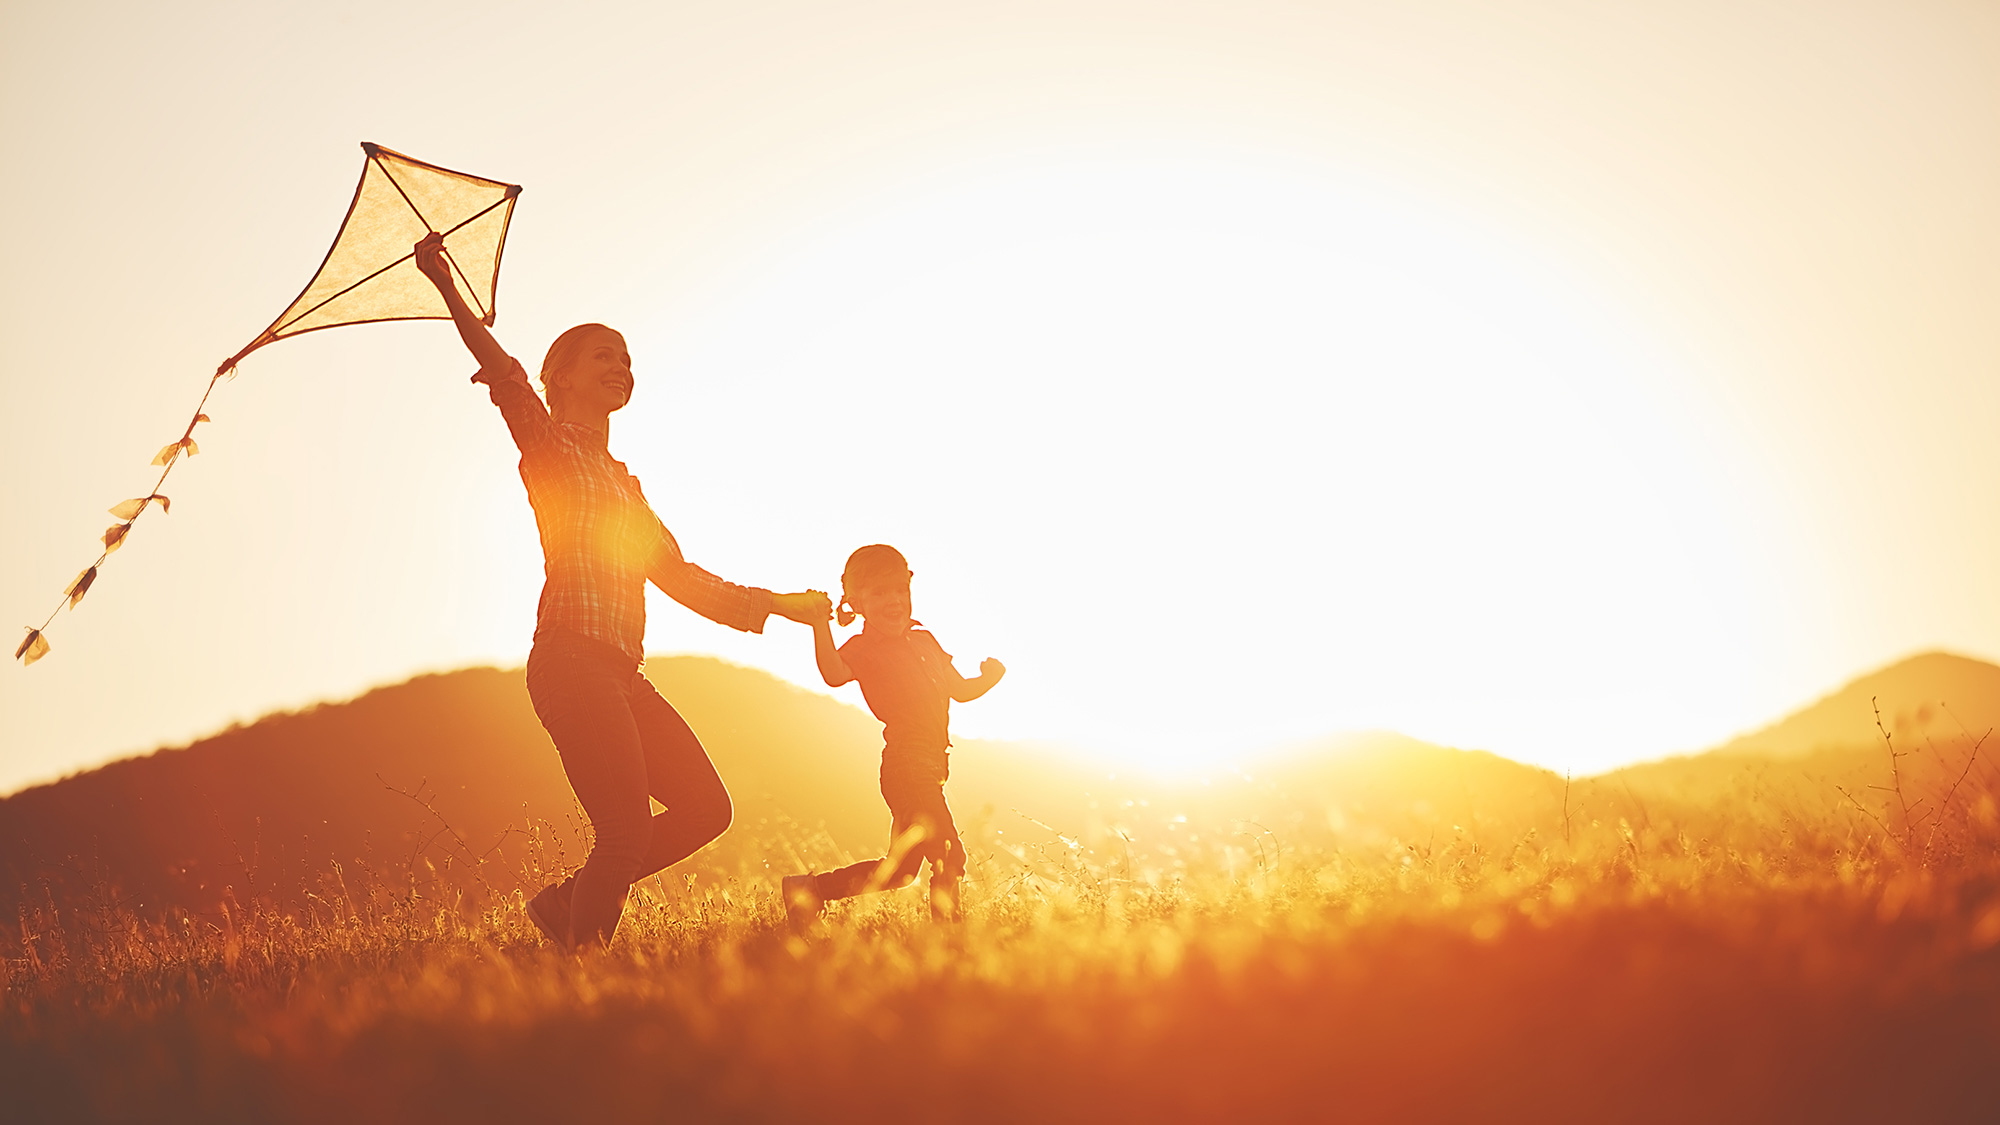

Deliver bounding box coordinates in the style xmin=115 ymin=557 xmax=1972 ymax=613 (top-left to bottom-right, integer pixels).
xmin=525 ymin=629 xmax=732 ymax=946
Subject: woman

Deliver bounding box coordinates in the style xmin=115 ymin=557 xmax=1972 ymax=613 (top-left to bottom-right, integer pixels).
xmin=415 ymin=233 xmax=829 ymax=949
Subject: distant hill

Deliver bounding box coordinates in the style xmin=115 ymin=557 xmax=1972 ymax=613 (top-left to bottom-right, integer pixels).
xmin=0 ymin=657 xmax=1562 ymax=921
xmin=11 ymin=650 xmax=1993 ymax=926
xmin=1602 ymin=652 xmax=2000 ymax=827
xmin=1707 ymin=651 xmax=2000 ymax=760
xmin=0 ymin=659 xmax=894 ymax=921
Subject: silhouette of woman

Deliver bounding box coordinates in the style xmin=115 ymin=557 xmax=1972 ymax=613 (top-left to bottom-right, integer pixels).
xmin=415 ymin=233 xmax=828 ymax=950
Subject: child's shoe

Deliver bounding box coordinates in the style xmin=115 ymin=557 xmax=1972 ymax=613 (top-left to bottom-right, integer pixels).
xmin=782 ymin=874 xmax=823 ymax=930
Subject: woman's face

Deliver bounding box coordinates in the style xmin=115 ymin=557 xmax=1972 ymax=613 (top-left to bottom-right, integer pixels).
xmin=556 ymin=328 xmax=634 ymax=414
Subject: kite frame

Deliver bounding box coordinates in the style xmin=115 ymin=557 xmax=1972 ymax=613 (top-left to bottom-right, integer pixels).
xmin=222 ymin=141 xmax=523 ymax=371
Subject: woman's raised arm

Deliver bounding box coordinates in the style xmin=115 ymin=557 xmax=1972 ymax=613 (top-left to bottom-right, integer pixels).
xmin=415 ymin=233 xmax=549 ymax=451
xmin=416 ymin=233 xmax=513 ymax=375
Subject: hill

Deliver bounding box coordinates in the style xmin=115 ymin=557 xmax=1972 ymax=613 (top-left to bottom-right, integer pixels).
xmin=0 ymin=659 xmax=892 ymax=920
xmin=1 ymin=657 xmax=1564 ymax=921
xmin=1708 ymin=651 xmax=2000 ymax=760
xmin=14 ymin=649 xmax=1993 ymax=924
xmin=1604 ymin=652 xmax=2000 ymax=821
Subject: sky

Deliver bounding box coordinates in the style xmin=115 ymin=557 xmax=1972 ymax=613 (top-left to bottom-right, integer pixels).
xmin=3 ymin=0 xmax=1998 ymax=794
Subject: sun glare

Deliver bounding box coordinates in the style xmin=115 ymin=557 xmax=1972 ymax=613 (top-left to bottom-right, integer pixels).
xmin=645 ymin=146 xmax=1788 ymax=778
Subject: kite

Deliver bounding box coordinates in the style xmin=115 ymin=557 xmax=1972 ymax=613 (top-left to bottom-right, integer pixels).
xmin=16 ymin=143 xmax=521 ymax=665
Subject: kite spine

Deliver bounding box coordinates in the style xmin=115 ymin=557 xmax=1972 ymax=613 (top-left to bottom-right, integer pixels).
xmin=17 ymin=359 xmax=233 ymax=665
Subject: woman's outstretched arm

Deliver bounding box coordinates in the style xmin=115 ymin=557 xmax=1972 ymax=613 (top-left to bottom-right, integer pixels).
xmin=645 ymin=519 xmax=828 ymax=634
xmin=415 ymin=233 xmax=548 ymax=450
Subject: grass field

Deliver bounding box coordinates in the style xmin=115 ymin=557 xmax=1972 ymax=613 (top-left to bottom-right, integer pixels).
xmin=6 ymin=737 xmax=2000 ymax=1125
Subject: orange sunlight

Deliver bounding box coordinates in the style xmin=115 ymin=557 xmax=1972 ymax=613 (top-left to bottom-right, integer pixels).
xmin=647 ymin=146 xmax=1805 ymax=778
xmin=11 ymin=0 xmax=1993 ymax=796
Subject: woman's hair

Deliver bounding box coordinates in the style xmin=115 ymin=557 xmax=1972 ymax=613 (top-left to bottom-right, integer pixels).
xmin=539 ymin=323 xmax=619 ymax=408
xmin=837 ymin=544 xmax=910 ymax=626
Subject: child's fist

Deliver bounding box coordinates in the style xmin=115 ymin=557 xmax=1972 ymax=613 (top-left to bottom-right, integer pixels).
xmin=980 ymin=658 xmax=1006 ymax=681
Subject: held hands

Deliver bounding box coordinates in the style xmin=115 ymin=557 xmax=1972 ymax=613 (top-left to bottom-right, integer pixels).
xmin=771 ymin=590 xmax=833 ymax=626
xmin=414 ymin=232 xmax=454 ymax=291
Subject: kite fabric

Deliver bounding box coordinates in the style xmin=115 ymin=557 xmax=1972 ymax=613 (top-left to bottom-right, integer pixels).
xmin=225 ymin=143 xmax=522 ymax=366
xmin=17 ymin=143 xmax=522 ymax=666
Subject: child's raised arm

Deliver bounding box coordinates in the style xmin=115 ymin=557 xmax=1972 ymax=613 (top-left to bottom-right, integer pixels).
xmin=949 ymin=656 xmax=1005 ymax=703
xmin=814 ymin=615 xmax=855 ymax=688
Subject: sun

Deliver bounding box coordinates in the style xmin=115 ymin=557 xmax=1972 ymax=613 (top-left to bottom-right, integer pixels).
xmin=641 ymin=143 xmax=1795 ymax=779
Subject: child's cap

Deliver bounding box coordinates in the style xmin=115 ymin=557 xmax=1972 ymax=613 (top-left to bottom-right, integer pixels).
xmin=841 ymin=544 xmax=909 ymax=587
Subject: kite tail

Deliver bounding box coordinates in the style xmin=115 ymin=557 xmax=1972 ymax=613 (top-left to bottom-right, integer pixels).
xmin=17 ymin=359 xmax=237 ymax=666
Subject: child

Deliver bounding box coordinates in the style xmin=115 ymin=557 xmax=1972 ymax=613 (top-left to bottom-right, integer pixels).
xmin=783 ymin=544 xmax=1005 ymax=924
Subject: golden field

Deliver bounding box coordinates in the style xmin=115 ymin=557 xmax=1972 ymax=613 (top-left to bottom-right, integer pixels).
xmin=5 ymin=655 xmax=2000 ymax=1122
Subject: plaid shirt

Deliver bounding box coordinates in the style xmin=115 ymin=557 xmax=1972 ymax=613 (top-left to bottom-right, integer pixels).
xmin=482 ymin=358 xmax=771 ymax=661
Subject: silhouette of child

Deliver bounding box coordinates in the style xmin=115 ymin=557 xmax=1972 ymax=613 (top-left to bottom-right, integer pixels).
xmin=783 ymin=545 xmax=1004 ymax=924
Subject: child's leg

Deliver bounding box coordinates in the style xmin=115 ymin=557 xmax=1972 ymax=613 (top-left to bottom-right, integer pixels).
xmin=918 ymin=790 xmax=967 ymax=920
xmin=809 ymin=786 xmax=962 ymax=915
xmin=809 ymin=811 xmax=929 ymax=901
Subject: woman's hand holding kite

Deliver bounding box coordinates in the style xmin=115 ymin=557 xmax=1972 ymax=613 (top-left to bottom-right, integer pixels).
xmin=416 ymin=232 xmax=512 ymax=379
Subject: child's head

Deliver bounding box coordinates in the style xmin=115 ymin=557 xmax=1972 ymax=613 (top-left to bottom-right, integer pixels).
xmin=838 ymin=544 xmax=912 ymax=628
xmin=539 ymin=323 xmax=631 ymax=416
